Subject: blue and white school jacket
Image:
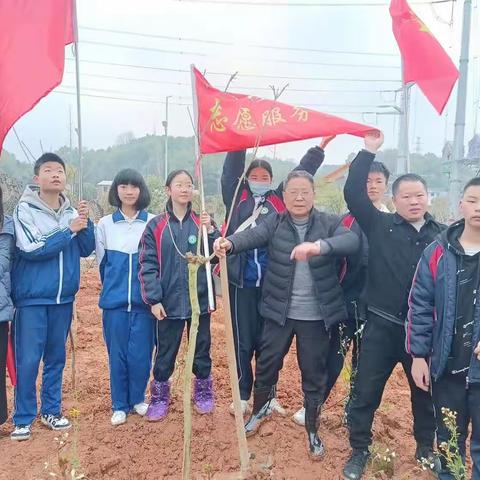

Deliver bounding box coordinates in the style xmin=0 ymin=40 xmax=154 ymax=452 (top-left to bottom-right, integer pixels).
xmin=12 ymin=186 xmax=95 ymax=306
xmin=96 ymin=209 xmax=155 ymax=312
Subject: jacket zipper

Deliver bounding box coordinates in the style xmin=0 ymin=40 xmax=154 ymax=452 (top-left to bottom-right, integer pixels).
xmin=56 ymin=251 xmax=63 ymax=304
xmin=127 ymin=253 xmax=132 ymax=312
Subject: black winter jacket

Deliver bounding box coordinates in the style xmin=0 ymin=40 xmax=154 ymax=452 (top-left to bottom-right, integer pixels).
xmin=221 ymin=147 xmax=325 ymax=287
xmin=138 ymin=202 xmax=219 ymax=320
xmin=227 ymin=209 xmax=359 ymax=329
xmin=344 ymin=150 xmax=445 ymax=325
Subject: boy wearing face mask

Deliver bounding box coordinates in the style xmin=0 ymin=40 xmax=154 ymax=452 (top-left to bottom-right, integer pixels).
xmin=220 ymin=137 xmax=334 ymax=416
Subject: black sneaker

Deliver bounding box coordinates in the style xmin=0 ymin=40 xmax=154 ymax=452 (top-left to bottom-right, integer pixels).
xmin=415 ymin=444 xmax=441 ymax=475
xmin=342 ymin=449 xmax=370 ymax=480
xmin=41 ymin=414 xmax=71 ymax=431
xmin=10 ymin=424 xmax=32 ymax=441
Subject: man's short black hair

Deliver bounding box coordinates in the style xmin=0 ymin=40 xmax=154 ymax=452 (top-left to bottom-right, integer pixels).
xmin=369 ymin=161 xmax=390 ymax=183
xmin=392 ymin=173 xmax=428 ymax=196
xmin=463 ymin=177 xmax=480 ymax=195
xmin=34 ymin=153 xmax=66 ymax=175
xmin=108 ymin=168 xmax=151 ymax=211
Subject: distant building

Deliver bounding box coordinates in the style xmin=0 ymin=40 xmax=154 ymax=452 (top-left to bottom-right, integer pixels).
xmin=96 ymin=180 xmax=112 ymax=202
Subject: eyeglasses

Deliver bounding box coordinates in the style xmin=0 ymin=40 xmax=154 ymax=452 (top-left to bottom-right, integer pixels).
xmin=284 ymin=190 xmax=313 ymax=199
xmin=172 ymin=183 xmax=194 ymax=191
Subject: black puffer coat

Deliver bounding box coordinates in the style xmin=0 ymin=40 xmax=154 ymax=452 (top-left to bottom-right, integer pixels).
xmin=227 ymin=209 xmax=359 ymax=328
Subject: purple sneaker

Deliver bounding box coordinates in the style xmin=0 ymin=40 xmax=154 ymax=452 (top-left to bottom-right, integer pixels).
xmin=193 ymin=376 xmax=214 ymax=414
xmin=145 ymin=380 xmax=170 ymax=422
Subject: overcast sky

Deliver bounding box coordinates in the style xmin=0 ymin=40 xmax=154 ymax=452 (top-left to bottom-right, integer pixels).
xmin=3 ymin=0 xmax=480 ymax=166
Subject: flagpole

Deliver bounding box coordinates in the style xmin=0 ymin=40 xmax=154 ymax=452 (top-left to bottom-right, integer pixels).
xmin=397 ymin=59 xmax=411 ymax=174
xmin=72 ymin=0 xmax=83 ymax=199
xmin=190 ymin=66 xmax=215 ymax=311
xmin=450 ymin=0 xmax=472 ymax=218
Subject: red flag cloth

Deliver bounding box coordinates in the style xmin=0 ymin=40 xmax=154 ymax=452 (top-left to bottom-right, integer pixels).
xmin=390 ymin=0 xmax=459 ymax=115
xmin=6 ymin=327 xmax=16 ymax=387
xmin=191 ymin=66 xmax=377 ymax=155
xmin=0 ymin=0 xmax=74 ymax=153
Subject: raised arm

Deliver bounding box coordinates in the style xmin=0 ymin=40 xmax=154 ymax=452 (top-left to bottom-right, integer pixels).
xmin=275 ymin=136 xmax=335 ymax=196
xmin=221 ymin=150 xmax=246 ymax=213
xmin=343 ymin=132 xmax=384 ymax=236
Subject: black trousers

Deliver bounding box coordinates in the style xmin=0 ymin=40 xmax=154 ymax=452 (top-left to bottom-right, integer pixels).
xmin=348 ymin=313 xmax=436 ymax=450
xmin=0 ymin=322 xmax=8 ymax=425
xmin=229 ymin=285 xmax=265 ymax=401
xmin=152 ymin=314 xmax=211 ymax=382
xmin=432 ymin=374 xmax=480 ymax=480
xmin=254 ymin=318 xmax=330 ymax=403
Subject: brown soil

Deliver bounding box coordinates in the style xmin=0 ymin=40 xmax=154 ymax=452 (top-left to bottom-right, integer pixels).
xmin=1 ymin=267 xmax=434 ymax=480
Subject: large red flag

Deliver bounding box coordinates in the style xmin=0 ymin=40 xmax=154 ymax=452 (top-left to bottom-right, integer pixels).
xmin=0 ymin=0 xmax=74 ymax=153
xmin=191 ymin=66 xmax=377 ymax=155
xmin=390 ymin=0 xmax=459 ymax=115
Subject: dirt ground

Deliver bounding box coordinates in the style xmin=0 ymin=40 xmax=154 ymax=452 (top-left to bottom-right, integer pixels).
xmin=1 ymin=267 xmax=435 ymax=480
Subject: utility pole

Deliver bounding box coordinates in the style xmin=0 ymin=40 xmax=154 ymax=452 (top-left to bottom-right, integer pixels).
xmin=449 ymin=0 xmax=472 ymax=218
xmin=396 ymin=76 xmax=412 ymax=175
xmin=162 ymin=95 xmax=172 ymax=180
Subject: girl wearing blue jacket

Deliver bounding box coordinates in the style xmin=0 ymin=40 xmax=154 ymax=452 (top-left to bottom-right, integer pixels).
xmin=0 ymin=186 xmax=15 ymax=426
xmin=138 ymin=169 xmax=218 ymax=421
xmin=96 ymin=169 xmax=155 ymax=426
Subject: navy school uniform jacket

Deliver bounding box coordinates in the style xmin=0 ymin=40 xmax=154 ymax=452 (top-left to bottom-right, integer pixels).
xmin=12 ymin=186 xmax=95 ymax=306
xmin=407 ymin=219 xmax=480 ymax=384
xmin=221 ymin=147 xmax=325 ymax=288
xmin=138 ymin=202 xmax=219 ymax=320
xmin=0 ymin=216 xmax=15 ymax=322
xmin=96 ymin=209 xmax=155 ymax=312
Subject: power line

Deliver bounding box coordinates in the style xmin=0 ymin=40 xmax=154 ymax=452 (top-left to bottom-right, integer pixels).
xmin=54 ymin=89 xmax=389 ymax=116
xmin=80 ymin=26 xmax=234 ymax=46
xmin=175 ymin=0 xmax=452 ymax=6
xmin=59 ymin=85 xmax=390 ymax=110
xmin=80 ymin=38 xmax=399 ymax=69
xmin=81 ymin=40 xmax=206 ymax=57
xmin=54 ymin=89 xmax=190 ymax=106
xmin=65 ymin=57 xmax=401 ymax=83
xmin=79 ymin=25 xmax=396 ymax=57
xmin=64 ymin=70 xmax=396 ymax=93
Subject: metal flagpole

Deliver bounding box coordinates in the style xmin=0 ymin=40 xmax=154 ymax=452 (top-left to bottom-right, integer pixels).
xmin=397 ymin=59 xmax=412 ymax=174
xmin=72 ymin=0 xmax=83 ymax=199
xmin=450 ymin=0 xmax=472 ymax=218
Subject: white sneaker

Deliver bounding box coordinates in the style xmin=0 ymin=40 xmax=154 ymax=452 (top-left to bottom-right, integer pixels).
xmin=41 ymin=414 xmax=71 ymax=431
xmin=133 ymin=402 xmax=148 ymax=416
xmin=111 ymin=411 xmax=127 ymax=426
xmin=267 ymin=398 xmax=287 ymax=416
xmin=229 ymin=400 xmax=250 ymax=416
xmin=10 ymin=425 xmax=32 ymax=441
xmin=292 ymin=407 xmax=305 ymax=426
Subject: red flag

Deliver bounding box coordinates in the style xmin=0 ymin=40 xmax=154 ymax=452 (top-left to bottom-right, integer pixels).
xmin=191 ymin=66 xmax=377 ymax=155
xmin=0 ymin=0 xmax=74 ymax=153
xmin=6 ymin=327 xmax=16 ymax=386
xmin=390 ymin=0 xmax=459 ymax=115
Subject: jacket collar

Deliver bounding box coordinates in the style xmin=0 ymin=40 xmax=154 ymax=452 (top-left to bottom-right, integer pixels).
xmin=392 ymin=211 xmax=436 ymax=226
xmin=112 ymin=209 xmax=148 ymax=223
xmin=165 ymin=200 xmax=192 ymax=222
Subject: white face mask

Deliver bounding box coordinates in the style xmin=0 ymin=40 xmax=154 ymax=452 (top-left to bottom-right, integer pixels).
xmin=248 ymin=180 xmax=272 ymax=196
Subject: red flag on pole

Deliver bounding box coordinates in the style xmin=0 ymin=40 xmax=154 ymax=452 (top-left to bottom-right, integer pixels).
xmin=191 ymin=66 xmax=377 ymax=155
xmin=390 ymin=0 xmax=459 ymax=115
xmin=0 ymin=0 xmax=74 ymax=153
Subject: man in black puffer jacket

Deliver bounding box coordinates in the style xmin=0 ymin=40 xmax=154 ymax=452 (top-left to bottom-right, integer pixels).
xmin=214 ymin=170 xmax=359 ymax=460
